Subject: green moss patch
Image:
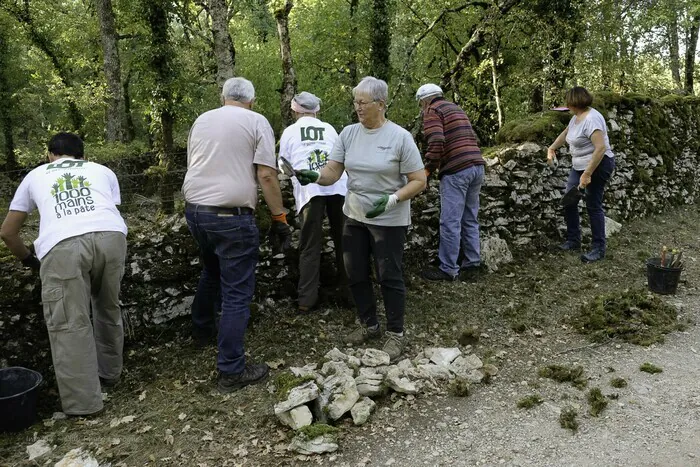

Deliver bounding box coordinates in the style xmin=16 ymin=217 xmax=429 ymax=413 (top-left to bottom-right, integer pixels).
xmin=297 ymin=423 xmax=338 ymax=441
xmin=517 ymin=394 xmax=544 ymax=409
xmin=559 ymin=406 xmax=579 ymax=432
xmin=572 ymin=289 xmax=679 ymax=346
xmin=587 ymin=388 xmax=608 ymax=417
xmin=640 ymin=362 xmax=663 ymax=374
xmin=610 ymin=377 xmax=627 ymax=388
xmin=458 ymin=326 xmax=480 ymax=346
xmin=449 ymin=378 xmax=471 ymax=397
xmin=495 ymin=111 xmax=569 ymax=145
xmin=538 ymin=364 xmax=587 ymax=389
xmin=274 ymin=372 xmax=316 ymax=401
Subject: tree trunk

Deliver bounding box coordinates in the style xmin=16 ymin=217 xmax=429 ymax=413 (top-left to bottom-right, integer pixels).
xmin=209 ymin=0 xmax=236 ymax=87
xmin=123 ymin=69 xmax=135 ymax=141
xmin=95 ymin=0 xmax=128 ymax=142
xmin=370 ymin=0 xmax=391 ymax=82
xmin=490 ymin=48 xmax=503 ymax=128
xmin=348 ymin=0 xmax=359 ymax=122
xmin=684 ymin=14 xmax=700 ymax=94
xmin=274 ymin=0 xmax=297 ymax=128
xmin=144 ymin=0 xmax=176 ymax=213
xmin=0 ymin=28 xmax=16 ymax=172
xmin=669 ymin=10 xmax=682 ymax=89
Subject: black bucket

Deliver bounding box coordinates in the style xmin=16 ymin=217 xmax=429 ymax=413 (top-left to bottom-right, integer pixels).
xmin=646 ymin=257 xmax=683 ymax=295
xmin=0 ymin=367 xmax=43 ymax=432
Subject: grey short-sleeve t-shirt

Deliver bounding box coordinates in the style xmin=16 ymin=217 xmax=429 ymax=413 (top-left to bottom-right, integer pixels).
xmin=565 ymin=108 xmax=614 ymax=171
xmin=329 ymin=121 xmax=424 ymax=226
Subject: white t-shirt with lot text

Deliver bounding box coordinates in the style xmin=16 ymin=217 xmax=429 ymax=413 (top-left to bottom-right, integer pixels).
xmin=279 ymin=116 xmax=347 ymax=213
xmin=9 ymin=158 xmax=127 ymax=259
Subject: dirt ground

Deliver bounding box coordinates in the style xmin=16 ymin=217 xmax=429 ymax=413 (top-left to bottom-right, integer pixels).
xmin=1 ymin=204 xmax=699 ymax=467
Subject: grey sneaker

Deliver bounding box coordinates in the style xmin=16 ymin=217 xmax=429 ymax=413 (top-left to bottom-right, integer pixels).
xmin=383 ymin=331 xmax=406 ymax=362
xmin=217 ymin=363 xmax=269 ymax=393
xmin=343 ymin=324 xmax=381 ymax=346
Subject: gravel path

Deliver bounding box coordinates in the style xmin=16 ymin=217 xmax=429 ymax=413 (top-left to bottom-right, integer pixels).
xmin=331 ymin=291 xmax=700 ymax=467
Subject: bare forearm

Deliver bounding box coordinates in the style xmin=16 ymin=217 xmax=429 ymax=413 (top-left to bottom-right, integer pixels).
xmin=584 ymin=149 xmax=605 ymax=175
xmin=1 ymin=233 xmax=30 ymax=260
xmin=317 ymin=161 xmax=344 ymax=186
xmin=549 ymin=128 xmax=568 ymax=150
xmin=259 ymin=178 xmax=285 ymax=215
xmin=395 ymin=179 xmax=426 ymax=202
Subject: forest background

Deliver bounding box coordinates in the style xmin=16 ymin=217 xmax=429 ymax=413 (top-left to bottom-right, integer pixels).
xmin=0 ymin=0 xmax=699 ymax=212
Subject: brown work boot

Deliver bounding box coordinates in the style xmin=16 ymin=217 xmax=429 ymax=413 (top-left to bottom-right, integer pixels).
xmin=383 ymin=331 xmax=407 ymax=362
xmin=343 ymin=324 xmax=381 ymax=346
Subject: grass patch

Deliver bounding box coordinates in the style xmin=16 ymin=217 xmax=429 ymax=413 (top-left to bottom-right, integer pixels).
xmin=449 ymin=378 xmax=471 ymax=397
xmin=572 ymin=288 xmax=679 ymax=346
xmin=559 ymin=406 xmax=579 ymax=432
xmin=587 ymin=388 xmax=608 ymax=417
xmin=610 ymin=377 xmax=628 ymax=388
xmin=640 ymin=362 xmax=663 ymax=374
xmin=274 ymin=372 xmax=316 ymax=401
xmin=297 ymin=423 xmax=338 ymax=441
xmin=517 ymin=394 xmax=544 ymax=409
xmin=538 ymin=364 xmax=587 ymax=389
xmin=458 ymin=326 xmax=480 ymax=346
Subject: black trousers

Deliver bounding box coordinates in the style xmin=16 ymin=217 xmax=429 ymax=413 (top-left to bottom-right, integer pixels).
xmin=297 ymin=195 xmax=346 ymax=307
xmin=342 ymin=218 xmax=407 ymax=333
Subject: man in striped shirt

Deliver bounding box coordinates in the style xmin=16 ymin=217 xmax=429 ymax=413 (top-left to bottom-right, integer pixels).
xmin=416 ymin=84 xmax=486 ymax=282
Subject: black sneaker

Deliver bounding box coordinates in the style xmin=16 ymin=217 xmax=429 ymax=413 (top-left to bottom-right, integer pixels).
xmin=99 ymin=376 xmax=120 ymax=388
xmin=218 ymin=363 xmax=270 ymax=393
xmin=459 ymin=266 xmax=482 ymax=283
xmin=421 ymin=268 xmax=457 ymax=282
xmin=558 ymin=240 xmax=581 ymax=251
xmin=581 ymin=248 xmax=605 ymax=263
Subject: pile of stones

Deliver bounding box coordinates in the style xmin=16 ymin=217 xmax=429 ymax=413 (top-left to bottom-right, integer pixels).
xmin=273 ymin=346 xmax=498 ymax=455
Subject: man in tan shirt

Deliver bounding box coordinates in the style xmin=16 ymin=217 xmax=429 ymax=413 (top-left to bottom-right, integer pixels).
xmin=183 ymin=77 xmax=290 ymax=392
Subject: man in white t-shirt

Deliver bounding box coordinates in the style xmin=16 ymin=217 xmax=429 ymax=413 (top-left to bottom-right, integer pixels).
xmin=0 ymin=132 xmax=128 ymax=416
xmin=279 ymin=92 xmax=347 ymax=313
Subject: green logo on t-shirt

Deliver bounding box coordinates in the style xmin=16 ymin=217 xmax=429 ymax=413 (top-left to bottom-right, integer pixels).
xmin=51 ymin=173 xmax=95 ymax=219
xmin=300 ymin=126 xmax=326 ymax=142
xmin=307 ymin=149 xmax=329 ymax=171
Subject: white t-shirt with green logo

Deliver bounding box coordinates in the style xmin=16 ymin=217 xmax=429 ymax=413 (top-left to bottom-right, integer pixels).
xmin=279 ymin=116 xmax=347 ymax=214
xmin=329 ymin=121 xmax=424 ymax=227
xmin=9 ymin=158 xmax=127 ymax=259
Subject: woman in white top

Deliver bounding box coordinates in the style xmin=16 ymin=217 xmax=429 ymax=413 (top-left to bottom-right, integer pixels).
xmin=547 ymin=86 xmax=615 ymax=263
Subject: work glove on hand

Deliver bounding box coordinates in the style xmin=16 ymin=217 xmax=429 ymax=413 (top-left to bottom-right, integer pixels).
xmin=269 ymin=212 xmax=292 ymax=253
xmin=365 ymin=193 xmax=399 ymax=219
xmin=295 ymin=170 xmax=319 ymax=186
xmin=21 ymin=244 xmax=41 ymax=272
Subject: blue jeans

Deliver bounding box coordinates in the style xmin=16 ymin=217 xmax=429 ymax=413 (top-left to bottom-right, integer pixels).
xmin=564 ymin=156 xmax=615 ymax=250
xmin=439 ymin=165 xmax=485 ymax=276
xmin=185 ymin=206 xmax=259 ymax=374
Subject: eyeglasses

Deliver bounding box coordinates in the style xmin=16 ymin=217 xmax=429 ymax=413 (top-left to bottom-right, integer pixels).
xmin=353 ymin=100 xmax=378 ymax=108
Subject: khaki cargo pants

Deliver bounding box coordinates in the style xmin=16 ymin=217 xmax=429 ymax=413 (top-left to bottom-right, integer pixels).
xmin=40 ymin=231 xmax=127 ymax=415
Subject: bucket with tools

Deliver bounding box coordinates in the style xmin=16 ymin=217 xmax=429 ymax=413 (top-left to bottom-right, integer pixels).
xmin=646 ymin=247 xmax=683 ymax=295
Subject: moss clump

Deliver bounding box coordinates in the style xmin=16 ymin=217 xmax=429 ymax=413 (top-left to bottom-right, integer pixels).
xmin=538 ymin=364 xmax=587 ymax=389
xmin=571 ymin=288 xmax=678 ymax=346
xmin=495 ymin=111 xmax=569 ymax=145
xmin=458 ymin=326 xmax=480 ymax=346
xmin=274 ymin=372 xmax=316 ymax=401
xmin=640 ymin=362 xmax=663 ymax=374
xmin=517 ymin=394 xmax=544 ymax=409
xmin=610 ymin=377 xmax=628 ymax=388
xmin=559 ymin=406 xmax=579 ymax=432
xmin=297 ymin=423 xmax=338 ymax=441
xmin=449 ymin=378 xmax=471 ymax=397
xmin=587 ymin=388 xmax=608 ymax=417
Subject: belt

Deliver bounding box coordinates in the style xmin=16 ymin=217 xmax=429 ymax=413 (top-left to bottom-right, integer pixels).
xmin=186 ymin=203 xmax=254 ymax=216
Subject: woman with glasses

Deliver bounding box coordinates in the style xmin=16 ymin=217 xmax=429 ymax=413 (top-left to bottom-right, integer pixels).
xmin=296 ymin=76 xmax=426 ymax=362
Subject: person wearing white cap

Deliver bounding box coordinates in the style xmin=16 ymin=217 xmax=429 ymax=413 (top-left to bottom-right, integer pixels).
xmin=415 ymin=83 xmax=486 ymax=282
xmin=279 ymin=92 xmax=348 ymax=313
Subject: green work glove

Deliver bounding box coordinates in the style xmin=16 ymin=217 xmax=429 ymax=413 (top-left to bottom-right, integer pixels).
xmin=295 ymin=170 xmax=319 ymax=186
xmin=365 ymin=194 xmax=399 ymax=219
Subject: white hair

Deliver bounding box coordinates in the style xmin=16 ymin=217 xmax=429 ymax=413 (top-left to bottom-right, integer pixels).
xmin=222 ymin=77 xmax=255 ymax=103
xmin=352 ymin=76 xmax=388 ymax=102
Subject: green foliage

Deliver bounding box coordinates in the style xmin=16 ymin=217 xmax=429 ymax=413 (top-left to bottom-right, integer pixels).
xmin=538 ymin=364 xmax=587 ymax=389
xmin=639 ymin=362 xmax=663 ymax=374
xmin=448 ymin=378 xmax=471 ymax=397
xmin=495 ymin=111 xmax=569 ymax=145
xmin=274 ymin=371 xmax=316 ymax=401
xmin=297 ymin=423 xmax=338 ymax=441
xmin=517 ymin=394 xmax=544 ymax=409
xmin=610 ymin=377 xmax=628 ymax=388
xmin=587 ymin=387 xmax=608 ymax=417
xmin=572 ymin=289 xmax=678 ymax=346
xmin=559 ymin=406 xmax=579 ymax=432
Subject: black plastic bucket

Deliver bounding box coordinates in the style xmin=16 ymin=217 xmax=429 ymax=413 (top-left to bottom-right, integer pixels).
xmin=0 ymin=367 xmax=43 ymax=432
xmin=646 ymin=257 xmax=683 ymax=295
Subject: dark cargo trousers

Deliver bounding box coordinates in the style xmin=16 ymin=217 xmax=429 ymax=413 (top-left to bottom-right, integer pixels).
xmin=297 ymin=195 xmax=346 ymax=308
xmin=40 ymin=231 xmax=127 ymax=415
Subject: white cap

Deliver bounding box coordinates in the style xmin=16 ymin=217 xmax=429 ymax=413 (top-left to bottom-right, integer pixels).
xmin=415 ymin=83 xmax=443 ymax=101
xmin=292 ymin=92 xmax=321 ymax=112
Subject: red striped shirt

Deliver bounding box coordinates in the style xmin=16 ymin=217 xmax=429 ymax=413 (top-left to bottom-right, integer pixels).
xmin=422 ymin=97 xmax=484 ymax=178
